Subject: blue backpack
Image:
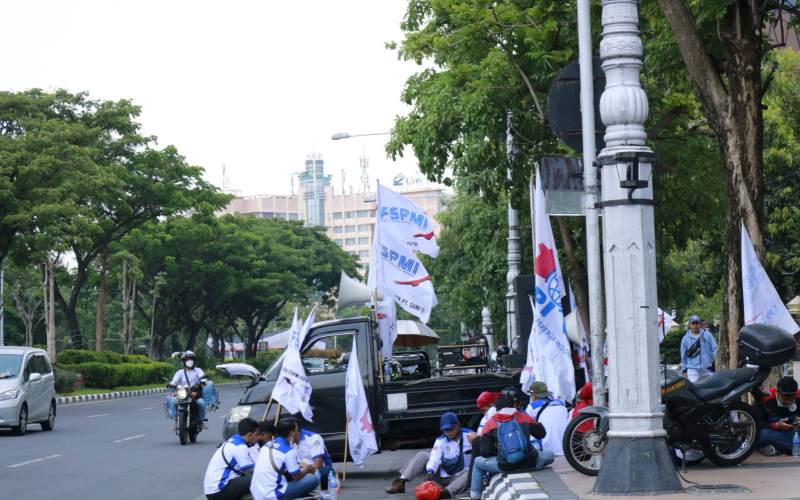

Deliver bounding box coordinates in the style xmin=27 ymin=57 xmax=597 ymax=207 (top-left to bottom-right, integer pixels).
xmin=496 ymin=419 xmax=529 ymax=464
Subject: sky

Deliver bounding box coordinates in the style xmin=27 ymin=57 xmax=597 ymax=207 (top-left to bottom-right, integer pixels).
xmin=0 ymin=0 xmax=428 ymax=195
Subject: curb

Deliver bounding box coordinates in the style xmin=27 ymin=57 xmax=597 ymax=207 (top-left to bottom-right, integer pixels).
xmin=56 ymin=382 xmax=240 ymax=406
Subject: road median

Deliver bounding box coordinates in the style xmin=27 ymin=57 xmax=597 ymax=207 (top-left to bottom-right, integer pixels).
xmin=57 ymin=381 xmax=241 ymax=406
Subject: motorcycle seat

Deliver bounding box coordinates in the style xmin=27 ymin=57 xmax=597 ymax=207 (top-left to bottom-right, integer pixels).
xmin=688 ymin=367 xmax=758 ymax=402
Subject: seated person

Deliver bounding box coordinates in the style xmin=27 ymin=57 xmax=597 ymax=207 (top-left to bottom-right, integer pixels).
xmin=248 ymin=420 xmax=276 ymax=464
xmin=385 ymin=412 xmax=475 ymax=499
xmin=250 ymin=418 xmax=319 ymax=500
xmin=525 ymin=381 xmax=569 ymax=456
xmin=758 ymin=376 xmax=799 ymax=456
xmin=203 ymin=418 xmax=260 ymax=500
xmin=165 ymin=350 xmax=208 ymax=422
xmin=468 ymin=394 xmax=554 ymax=500
xmin=475 ymin=391 xmax=499 ymax=437
xmin=296 ymin=423 xmax=334 ymax=491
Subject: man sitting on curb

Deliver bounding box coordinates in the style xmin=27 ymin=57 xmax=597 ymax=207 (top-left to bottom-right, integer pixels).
xmin=250 ymin=418 xmax=319 ymax=500
xmin=385 ymin=412 xmax=475 ymax=498
xmin=466 ymin=394 xmax=554 ymax=500
xmin=525 ymin=381 xmax=569 ymax=455
xmin=758 ymin=376 xmax=800 ymax=456
xmin=203 ymin=418 xmax=260 ymax=500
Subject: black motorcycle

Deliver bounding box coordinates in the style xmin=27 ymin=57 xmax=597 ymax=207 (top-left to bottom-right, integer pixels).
xmin=563 ymin=324 xmax=796 ymax=475
xmin=170 ymin=383 xmax=205 ymax=445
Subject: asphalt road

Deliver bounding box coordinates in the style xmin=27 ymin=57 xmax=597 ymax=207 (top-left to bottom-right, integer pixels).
xmin=0 ymin=385 xmax=247 ymax=500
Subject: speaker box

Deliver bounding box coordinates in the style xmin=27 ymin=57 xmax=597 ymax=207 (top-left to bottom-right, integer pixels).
xmin=514 ymin=274 xmax=535 ymax=354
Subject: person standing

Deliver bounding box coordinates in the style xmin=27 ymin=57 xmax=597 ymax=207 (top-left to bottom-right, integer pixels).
xmin=680 ymin=315 xmax=717 ymax=382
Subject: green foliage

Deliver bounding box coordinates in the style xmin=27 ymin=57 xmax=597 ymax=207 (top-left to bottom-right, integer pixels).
xmin=58 ymin=349 xmax=154 ymax=365
xmin=250 ymin=350 xmax=283 ymax=374
xmin=660 ymin=330 xmax=683 ymax=365
xmin=60 ymin=361 xmax=172 ymax=389
xmin=55 ymin=369 xmax=77 ymax=393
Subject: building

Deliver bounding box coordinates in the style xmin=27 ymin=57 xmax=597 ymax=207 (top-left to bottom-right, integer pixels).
xmin=220 ymin=157 xmax=450 ymax=265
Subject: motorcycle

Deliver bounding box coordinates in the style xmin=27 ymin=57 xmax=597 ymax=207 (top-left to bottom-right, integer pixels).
xmin=167 ymin=381 xmax=219 ymax=445
xmin=562 ymin=324 xmax=796 ymax=476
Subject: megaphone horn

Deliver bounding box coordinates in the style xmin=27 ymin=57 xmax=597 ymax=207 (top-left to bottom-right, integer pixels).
xmin=337 ymin=271 xmax=383 ymax=310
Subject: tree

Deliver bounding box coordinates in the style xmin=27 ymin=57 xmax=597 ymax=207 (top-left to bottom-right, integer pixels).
xmin=6 ymin=265 xmax=44 ymax=347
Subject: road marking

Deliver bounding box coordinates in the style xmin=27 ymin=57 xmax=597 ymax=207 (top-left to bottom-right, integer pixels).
xmin=88 ymin=413 xmax=112 ymax=418
xmin=9 ymin=454 xmax=62 ymax=469
xmin=113 ymin=434 xmax=145 ymax=443
xmin=136 ymin=407 xmax=154 ymax=411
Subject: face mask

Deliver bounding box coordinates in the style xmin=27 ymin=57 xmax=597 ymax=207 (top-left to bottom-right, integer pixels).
xmin=776 ymin=396 xmax=795 ymax=409
xmin=184 ymin=360 xmax=194 ymax=368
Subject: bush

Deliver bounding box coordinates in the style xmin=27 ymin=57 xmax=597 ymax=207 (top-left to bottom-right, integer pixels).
xmin=306 ymin=348 xmax=341 ymax=360
xmin=251 ymin=350 xmax=283 ymax=374
xmin=59 ymin=349 xmax=157 ymax=365
xmin=61 ymin=361 xmax=172 ymax=389
xmin=55 ymin=369 xmax=77 ymax=393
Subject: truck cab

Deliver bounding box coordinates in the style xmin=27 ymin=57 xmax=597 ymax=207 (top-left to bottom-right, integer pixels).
xmin=222 ymin=316 xmax=520 ymax=461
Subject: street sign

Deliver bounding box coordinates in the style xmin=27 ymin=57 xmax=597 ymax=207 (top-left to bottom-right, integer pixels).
xmin=547 ymin=56 xmax=605 ymax=154
xmin=539 ymin=156 xmax=589 ymax=216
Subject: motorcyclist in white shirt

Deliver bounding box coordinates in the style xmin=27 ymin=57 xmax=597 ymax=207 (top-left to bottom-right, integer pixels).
xmin=166 ymin=351 xmax=208 ymax=423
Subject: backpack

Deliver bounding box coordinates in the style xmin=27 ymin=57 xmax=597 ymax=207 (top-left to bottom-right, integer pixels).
xmin=496 ymin=418 xmax=530 ymax=465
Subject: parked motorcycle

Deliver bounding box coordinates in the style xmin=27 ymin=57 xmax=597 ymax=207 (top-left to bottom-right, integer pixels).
xmin=563 ymin=324 xmax=796 ymax=475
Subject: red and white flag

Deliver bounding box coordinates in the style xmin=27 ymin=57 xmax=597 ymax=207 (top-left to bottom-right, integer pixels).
xmin=377 ymin=182 xmax=439 ymax=257
xmin=345 ymin=343 xmax=379 ymax=466
xmin=657 ymin=308 xmax=674 ymax=343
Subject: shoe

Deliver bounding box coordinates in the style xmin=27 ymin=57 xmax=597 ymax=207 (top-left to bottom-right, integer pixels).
xmin=385 ymin=478 xmax=406 ymax=494
xmin=759 ymin=445 xmax=778 ymax=456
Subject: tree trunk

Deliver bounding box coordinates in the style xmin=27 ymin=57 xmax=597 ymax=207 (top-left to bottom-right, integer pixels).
xmin=120 ymin=259 xmax=136 ymax=355
xmin=95 ymin=251 xmax=109 ymax=352
xmin=43 ymin=259 xmax=57 ymax=362
xmin=556 ymin=217 xmax=591 ymax=333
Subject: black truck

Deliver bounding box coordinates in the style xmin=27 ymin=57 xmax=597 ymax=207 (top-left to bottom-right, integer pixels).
xmin=220 ymin=316 xmax=520 ymax=461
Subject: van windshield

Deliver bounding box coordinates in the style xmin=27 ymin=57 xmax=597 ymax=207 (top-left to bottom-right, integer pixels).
xmin=0 ymin=354 xmax=22 ymax=379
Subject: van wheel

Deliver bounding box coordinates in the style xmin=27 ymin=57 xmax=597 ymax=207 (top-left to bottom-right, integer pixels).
xmin=12 ymin=404 xmax=28 ymax=436
xmin=41 ymin=401 xmax=56 ymax=431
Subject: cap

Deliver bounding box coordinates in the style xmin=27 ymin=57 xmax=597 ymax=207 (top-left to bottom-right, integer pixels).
xmin=688 ymin=315 xmax=701 ymax=324
xmin=494 ymin=394 xmax=515 ymax=411
xmin=476 ymin=391 xmax=499 ymax=409
xmin=502 ymin=385 xmax=525 ymax=401
xmin=777 ymin=377 xmax=798 ymax=395
xmin=529 ymin=381 xmax=549 ymax=398
xmin=439 ymin=412 xmax=459 ymax=431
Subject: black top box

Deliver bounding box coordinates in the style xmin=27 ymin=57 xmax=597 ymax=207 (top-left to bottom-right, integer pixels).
xmin=737 ymin=324 xmax=797 ymax=367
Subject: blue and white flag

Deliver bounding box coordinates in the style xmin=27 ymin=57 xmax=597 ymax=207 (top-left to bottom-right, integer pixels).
xmin=272 ymin=306 xmax=317 ymax=421
xmin=376 ymin=182 xmax=439 ymax=257
xmin=521 ymin=169 xmax=575 ymax=401
xmin=741 ymin=224 xmax=799 ymax=334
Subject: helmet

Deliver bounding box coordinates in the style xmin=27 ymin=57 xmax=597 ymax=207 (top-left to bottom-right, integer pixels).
xmin=181 ymin=351 xmax=196 ymax=361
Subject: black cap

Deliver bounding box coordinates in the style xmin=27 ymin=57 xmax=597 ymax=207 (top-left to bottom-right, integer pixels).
xmin=777 ymin=376 xmax=798 ymax=395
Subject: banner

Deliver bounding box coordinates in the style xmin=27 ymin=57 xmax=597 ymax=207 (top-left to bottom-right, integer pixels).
xmin=741 ymin=224 xmax=799 ymax=334
xmin=377 ymin=182 xmax=439 ymax=257
xmin=376 ymin=294 xmax=397 ymax=359
xmin=345 ymin=343 xmax=379 ymax=466
xmin=523 ymin=170 xmax=575 ymax=401
xmin=271 ymin=307 xmax=317 ymax=421
xmin=657 ymin=308 xmax=674 ymax=343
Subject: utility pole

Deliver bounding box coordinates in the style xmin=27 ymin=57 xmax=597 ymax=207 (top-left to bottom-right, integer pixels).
xmin=505 ymin=112 xmax=521 ymax=350
xmin=593 ymin=0 xmax=681 ymax=493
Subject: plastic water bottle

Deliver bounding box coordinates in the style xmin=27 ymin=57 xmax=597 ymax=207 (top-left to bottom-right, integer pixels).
xmin=792 ymin=431 xmax=800 ymax=457
xmin=328 ymin=470 xmax=338 ymax=500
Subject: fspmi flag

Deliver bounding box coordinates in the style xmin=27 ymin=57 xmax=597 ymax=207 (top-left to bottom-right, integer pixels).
xmin=741 ymin=224 xmax=799 ymax=334
xmin=375 ymin=294 xmax=398 ymax=359
xmin=377 ymin=182 xmax=439 ymax=257
xmin=345 ymin=343 xmax=379 ymax=466
xmin=271 ymin=307 xmax=317 ymax=421
xmin=522 ymin=169 xmax=575 ymax=402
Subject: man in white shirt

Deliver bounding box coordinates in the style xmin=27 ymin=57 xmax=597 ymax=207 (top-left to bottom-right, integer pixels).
xmin=250 ymin=418 xmax=318 ymax=500
xmin=203 ymin=418 xmax=260 ymax=500
xmin=248 ymin=420 xmax=276 ymax=464
xmin=297 ymin=427 xmax=333 ymax=491
xmin=525 ymin=381 xmax=569 ymax=456
xmin=166 ymin=351 xmax=208 ymax=421
xmin=474 ymin=391 xmax=499 ymax=436
xmin=385 ymin=412 xmax=474 ymax=498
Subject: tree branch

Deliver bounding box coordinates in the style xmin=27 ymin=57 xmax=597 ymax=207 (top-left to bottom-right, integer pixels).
xmin=648 ymin=106 xmax=688 ymax=139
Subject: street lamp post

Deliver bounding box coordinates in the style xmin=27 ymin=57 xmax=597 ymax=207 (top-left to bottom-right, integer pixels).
xmin=593 ymin=0 xmax=681 ymax=493
xmin=505 ymin=112 xmax=521 ymax=351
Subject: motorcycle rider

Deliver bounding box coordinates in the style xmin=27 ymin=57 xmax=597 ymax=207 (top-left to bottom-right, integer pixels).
xmin=757 ymin=376 xmax=800 ymax=455
xmin=166 ymin=351 xmax=208 ymax=424
xmin=680 ymin=315 xmax=717 ymax=382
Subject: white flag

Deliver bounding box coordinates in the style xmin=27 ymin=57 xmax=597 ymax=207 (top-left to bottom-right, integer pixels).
xmin=376 ymin=295 xmax=397 ymax=359
xmin=741 ymin=224 xmax=799 ymax=334
xmin=377 ymin=182 xmax=439 ymax=257
xmin=523 ymin=170 xmax=575 ymax=401
xmin=657 ymin=308 xmax=674 ymax=343
xmin=345 ymin=343 xmax=379 ymax=466
xmin=271 ymin=307 xmax=317 ymax=421
xmin=372 ymin=227 xmax=437 ymax=323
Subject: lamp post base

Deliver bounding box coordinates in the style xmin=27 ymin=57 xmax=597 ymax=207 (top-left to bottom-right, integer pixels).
xmin=593 ymin=436 xmax=682 ymax=494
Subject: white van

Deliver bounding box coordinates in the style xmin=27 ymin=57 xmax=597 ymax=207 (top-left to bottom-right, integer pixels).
xmin=0 ymin=347 xmax=57 ymax=435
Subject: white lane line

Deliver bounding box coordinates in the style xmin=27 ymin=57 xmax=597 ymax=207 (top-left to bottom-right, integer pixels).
xmin=9 ymin=454 xmax=62 ymax=469
xmin=88 ymin=413 xmax=112 ymax=418
xmin=136 ymin=407 xmax=154 ymax=411
xmin=113 ymin=434 xmax=145 ymax=443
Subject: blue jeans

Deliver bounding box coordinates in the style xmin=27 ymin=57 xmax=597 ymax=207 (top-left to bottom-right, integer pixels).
xmin=469 ymin=451 xmax=555 ymax=499
xmin=282 ymin=474 xmax=319 ymax=500
xmin=759 ymin=429 xmax=793 ymax=454
xmin=165 ymin=396 xmax=206 ymax=420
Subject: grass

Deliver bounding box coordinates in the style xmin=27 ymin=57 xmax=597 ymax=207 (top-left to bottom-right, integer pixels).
xmin=57 ymin=377 xmax=241 ymax=397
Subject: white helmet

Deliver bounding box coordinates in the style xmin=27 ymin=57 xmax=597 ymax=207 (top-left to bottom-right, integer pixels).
xmin=181 ymin=350 xmax=196 ymax=361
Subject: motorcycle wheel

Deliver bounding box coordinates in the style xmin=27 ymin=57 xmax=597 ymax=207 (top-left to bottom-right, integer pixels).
xmin=189 ymin=426 xmax=198 ymax=443
xmin=178 ymin=409 xmax=189 ymax=446
xmin=563 ymin=413 xmax=605 ymax=476
xmin=703 ymin=401 xmax=758 ymax=466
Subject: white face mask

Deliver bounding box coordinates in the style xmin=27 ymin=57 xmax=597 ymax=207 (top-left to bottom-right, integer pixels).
xmin=184 ymin=360 xmax=194 ymax=368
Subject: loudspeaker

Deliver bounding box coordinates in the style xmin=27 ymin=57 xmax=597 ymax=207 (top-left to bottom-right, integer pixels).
xmin=514 ymin=274 xmax=535 ymax=354
xmin=337 ymin=271 xmax=383 ymax=310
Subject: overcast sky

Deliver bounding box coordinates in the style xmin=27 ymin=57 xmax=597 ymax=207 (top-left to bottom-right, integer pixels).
xmin=0 ymin=0 xmax=427 ymax=195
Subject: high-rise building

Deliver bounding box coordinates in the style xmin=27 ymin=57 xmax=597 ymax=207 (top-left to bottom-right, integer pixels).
xmin=298 ymin=154 xmax=331 ymax=227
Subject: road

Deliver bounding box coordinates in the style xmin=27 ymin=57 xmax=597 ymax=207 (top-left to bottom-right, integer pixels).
xmin=0 ymin=385 xmax=246 ymax=500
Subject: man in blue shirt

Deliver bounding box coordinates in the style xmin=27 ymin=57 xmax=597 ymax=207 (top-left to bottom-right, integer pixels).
xmin=680 ymin=314 xmax=717 ymax=382
xmin=203 ymin=418 xmax=260 ymax=500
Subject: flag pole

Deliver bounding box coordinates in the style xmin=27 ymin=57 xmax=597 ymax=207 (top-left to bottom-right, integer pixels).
xmin=273 ymin=403 xmax=281 ymax=425
xmin=263 ymin=397 xmax=273 ymax=420
xmin=342 ymin=419 xmax=349 ymax=481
